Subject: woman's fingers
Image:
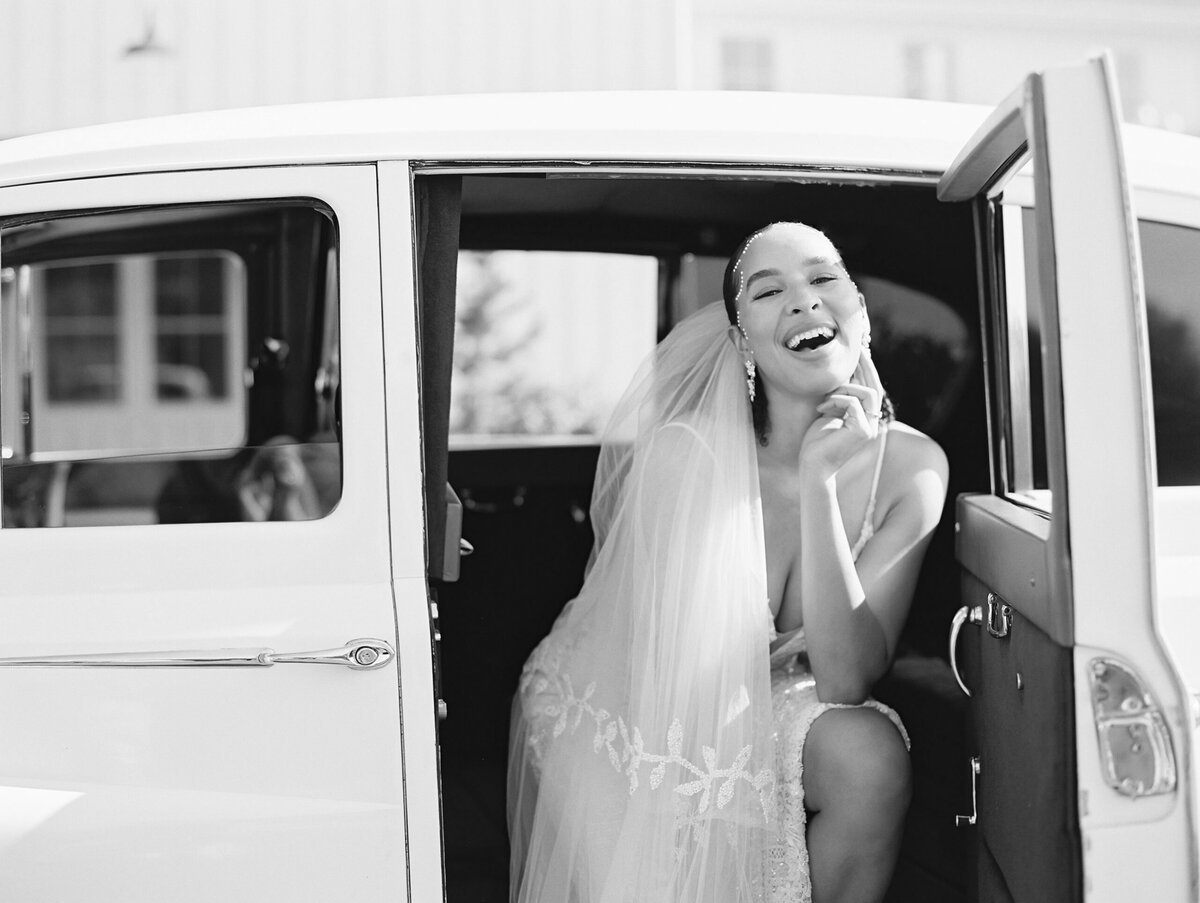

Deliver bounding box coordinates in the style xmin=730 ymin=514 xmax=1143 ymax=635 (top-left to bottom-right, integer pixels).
xmin=831 ymin=382 xmax=882 ymax=417
xmin=816 ymin=393 xmax=879 ymax=437
xmin=857 ymin=348 xmax=886 ymax=395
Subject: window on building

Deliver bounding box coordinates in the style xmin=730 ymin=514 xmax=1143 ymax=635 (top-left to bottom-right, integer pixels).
xmin=27 ymin=252 xmax=245 ymax=454
xmin=902 ymin=42 xmax=955 ymax=102
xmin=719 ymin=37 xmax=775 ymax=91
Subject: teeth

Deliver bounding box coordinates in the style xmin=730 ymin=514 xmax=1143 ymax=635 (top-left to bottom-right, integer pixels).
xmin=785 ymin=326 xmax=835 ymax=350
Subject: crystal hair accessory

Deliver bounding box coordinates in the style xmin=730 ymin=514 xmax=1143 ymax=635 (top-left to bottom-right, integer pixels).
xmin=732 ymin=230 xmax=766 ymax=300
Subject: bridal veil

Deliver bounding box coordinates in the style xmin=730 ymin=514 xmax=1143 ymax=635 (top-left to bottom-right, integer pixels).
xmin=508 ymin=301 xmax=778 ymax=902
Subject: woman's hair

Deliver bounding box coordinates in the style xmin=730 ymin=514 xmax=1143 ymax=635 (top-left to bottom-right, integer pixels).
xmin=722 ymin=222 xmax=894 ymax=445
xmin=723 ymin=226 xmax=773 ymax=444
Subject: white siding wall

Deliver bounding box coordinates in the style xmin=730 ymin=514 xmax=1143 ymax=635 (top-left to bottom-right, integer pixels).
xmin=6 ymin=0 xmax=1198 ymax=138
xmin=0 ymin=0 xmax=682 ymax=137
xmin=693 ymin=0 xmax=1200 ymax=133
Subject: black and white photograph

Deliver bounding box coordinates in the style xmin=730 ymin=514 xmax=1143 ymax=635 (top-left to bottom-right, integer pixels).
xmin=0 ymin=2 xmax=1197 ymax=902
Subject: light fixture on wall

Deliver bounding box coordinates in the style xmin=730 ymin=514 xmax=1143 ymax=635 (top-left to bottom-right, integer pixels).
xmin=122 ymin=7 xmax=170 ymax=58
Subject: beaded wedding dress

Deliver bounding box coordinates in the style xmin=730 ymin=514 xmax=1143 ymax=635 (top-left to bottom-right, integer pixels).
xmin=759 ymin=435 xmax=908 ymax=899
xmin=508 ymin=302 xmax=907 ymax=903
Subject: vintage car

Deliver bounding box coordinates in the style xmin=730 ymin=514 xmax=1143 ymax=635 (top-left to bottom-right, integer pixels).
xmin=0 ymin=53 xmax=1195 ymax=902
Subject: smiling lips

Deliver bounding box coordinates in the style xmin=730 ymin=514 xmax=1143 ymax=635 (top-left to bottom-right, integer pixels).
xmin=784 ymin=325 xmax=837 ymax=352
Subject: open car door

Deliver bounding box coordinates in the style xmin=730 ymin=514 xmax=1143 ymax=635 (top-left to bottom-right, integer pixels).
xmin=940 ymin=54 xmax=1197 ymax=901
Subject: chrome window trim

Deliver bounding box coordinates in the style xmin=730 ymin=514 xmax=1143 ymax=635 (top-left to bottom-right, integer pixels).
xmin=1002 ymin=490 xmax=1053 ymax=518
xmin=974 ymin=198 xmax=1002 ymax=498
xmin=1002 ymin=203 xmax=1035 ymax=496
xmin=410 ymin=160 xmax=942 ymax=186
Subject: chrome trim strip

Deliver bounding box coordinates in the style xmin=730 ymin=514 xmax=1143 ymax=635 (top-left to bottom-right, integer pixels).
xmin=0 ymin=637 xmax=395 ymax=671
xmin=409 ymin=160 xmax=942 ymax=186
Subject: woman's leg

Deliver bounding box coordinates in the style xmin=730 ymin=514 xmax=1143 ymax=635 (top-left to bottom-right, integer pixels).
xmin=803 ymin=707 xmax=912 ymax=903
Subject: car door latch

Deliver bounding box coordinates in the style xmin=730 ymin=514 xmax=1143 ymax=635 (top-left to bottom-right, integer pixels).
xmin=986 ymin=592 xmax=1012 ymax=639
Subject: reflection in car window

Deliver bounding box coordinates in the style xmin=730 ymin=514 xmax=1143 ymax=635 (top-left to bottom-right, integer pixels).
xmin=26 ymin=252 xmax=246 ymax=454
xmin=1140 ymin=220 xmax=1200 ymax=486
xmin=0 ymin=202 xmax=341 ymax=526
xmin=450 ymin=250 xmax=658 ymax=447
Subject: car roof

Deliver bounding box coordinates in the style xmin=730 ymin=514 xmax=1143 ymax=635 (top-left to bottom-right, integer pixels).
xmin=0 ymin=91 xmax=1195 ymax=197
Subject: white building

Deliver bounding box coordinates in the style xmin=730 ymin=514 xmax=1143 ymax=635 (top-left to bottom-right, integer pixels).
xmin=0 ymin=0 xmax=682 ymax=137
xmin=3 ymin=0 xmax=1196 ymax=137
xmin=692 ymin=0 xmax=1200 ymax=132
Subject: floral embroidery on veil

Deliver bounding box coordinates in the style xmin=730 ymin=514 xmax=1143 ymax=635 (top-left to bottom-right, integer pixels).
xmin=522 ymin=642 xmax=777 ymax=828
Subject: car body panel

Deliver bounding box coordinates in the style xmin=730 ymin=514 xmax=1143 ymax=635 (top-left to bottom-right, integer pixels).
xmin=948 ymin=55 xmax=1196 ymax=900
xmin=0 ymin=165 xmax=409 ymax=901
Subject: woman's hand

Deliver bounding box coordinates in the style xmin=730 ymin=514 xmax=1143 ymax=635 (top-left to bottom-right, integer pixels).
xmin=798 ymin=350 xmax=884 ymax=481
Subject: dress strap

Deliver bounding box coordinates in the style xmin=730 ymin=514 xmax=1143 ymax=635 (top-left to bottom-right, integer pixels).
xmin=850 ymin=424 xmax=888 ymax=561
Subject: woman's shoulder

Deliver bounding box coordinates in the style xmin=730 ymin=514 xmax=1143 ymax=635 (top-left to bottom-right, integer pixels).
xmin=884 ymin=420 xmax=948 ymax=478
xmin=879 ymin=421 xmax=949 ymax=518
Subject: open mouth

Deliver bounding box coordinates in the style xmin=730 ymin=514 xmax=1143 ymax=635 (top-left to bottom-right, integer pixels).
xmin=784 ymin=325 xmax=837 ymax=352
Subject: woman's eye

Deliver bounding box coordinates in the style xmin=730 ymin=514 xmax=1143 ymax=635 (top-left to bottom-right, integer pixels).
xmin=811 ymin=274 xmax=838 ymax=285
xmin=752 ymin=288 xmax=781 ymax=300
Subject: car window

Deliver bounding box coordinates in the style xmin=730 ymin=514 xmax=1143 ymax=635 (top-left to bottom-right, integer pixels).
xmin=1007 ymin=210 xmax=1200 ymax=493
xmin=1139 ymin=219 xmax=1200 ymax=486
xmin=1000 ymin=205 xmax=1053 ymax=511
xmin=0 ymin=202 xmax=341 ymax=526
xmin=450 ymin=249 xmax=658 ymax=447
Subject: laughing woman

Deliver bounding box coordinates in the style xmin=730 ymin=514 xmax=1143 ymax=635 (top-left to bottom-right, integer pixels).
xmin=508 ymin=222 xmax=948 ymax=903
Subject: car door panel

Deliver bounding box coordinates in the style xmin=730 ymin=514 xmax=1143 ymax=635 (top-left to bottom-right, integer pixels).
xmin=959 ymin=565 xmax=1080 ymax=902
xmin=944 ymin=54 xmax=1196 ymax=901
xmin=0 ymin=166 xmax=409 ymax=902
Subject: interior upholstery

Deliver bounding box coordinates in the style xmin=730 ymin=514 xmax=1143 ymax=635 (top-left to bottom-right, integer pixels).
xmin=960 ymin=572 xmax=1082 ymax=902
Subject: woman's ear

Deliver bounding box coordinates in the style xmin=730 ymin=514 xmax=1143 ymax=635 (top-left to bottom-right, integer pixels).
xmin=727 ymin=324 xmax=749 ymax=353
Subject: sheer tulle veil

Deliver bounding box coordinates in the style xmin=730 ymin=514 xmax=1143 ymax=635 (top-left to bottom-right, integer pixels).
xmin=508 ymin=301 xmax=777 ymax=902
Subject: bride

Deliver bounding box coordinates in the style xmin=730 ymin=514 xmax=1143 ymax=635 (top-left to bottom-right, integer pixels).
xmin=508 ymin=222 xmax=949 ymax=903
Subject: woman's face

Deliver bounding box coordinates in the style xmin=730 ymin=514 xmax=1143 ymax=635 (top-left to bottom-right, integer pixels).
xmin=733 ymin=223 xmax=867 ymax=401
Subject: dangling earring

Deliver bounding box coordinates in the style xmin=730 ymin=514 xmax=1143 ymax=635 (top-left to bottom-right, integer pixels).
xmin=735 ymin=310 xmax=756 ymax=401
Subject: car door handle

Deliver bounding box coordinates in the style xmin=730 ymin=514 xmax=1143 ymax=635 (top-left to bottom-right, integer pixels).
xmin=0 ymin=637 xmax=395 ymax=671
xmin=949 ymin=605 xmax=982 ymax=697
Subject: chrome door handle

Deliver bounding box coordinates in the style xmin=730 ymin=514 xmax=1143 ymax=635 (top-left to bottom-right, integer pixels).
xmin=266 ymin=638 xmax=394 ymax=670
xmin=949 ymin=605 xmax=982 ymax=697
xmin=0 ymin=637 xmax=394 ymax=671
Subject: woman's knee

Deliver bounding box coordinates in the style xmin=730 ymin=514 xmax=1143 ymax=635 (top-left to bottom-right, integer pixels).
xmin=805 ymin=707 xmax=912 ymax=813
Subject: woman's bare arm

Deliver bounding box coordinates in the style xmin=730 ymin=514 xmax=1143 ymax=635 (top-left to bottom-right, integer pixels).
xmin=787 ymin=431 xmax=948 ymax=703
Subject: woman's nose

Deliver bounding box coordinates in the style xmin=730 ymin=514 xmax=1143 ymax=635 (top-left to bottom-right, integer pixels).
xmin=790 ymin=290 xmax=820 ymax=313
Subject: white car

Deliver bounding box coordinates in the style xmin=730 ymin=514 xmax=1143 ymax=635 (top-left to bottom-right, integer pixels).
xmin=0 ymin=53 xmax=1194 ymax=902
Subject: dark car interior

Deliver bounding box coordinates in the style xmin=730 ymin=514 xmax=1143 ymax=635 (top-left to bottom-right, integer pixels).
xmin=422 ymin=170 xmax=989 ymax=902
